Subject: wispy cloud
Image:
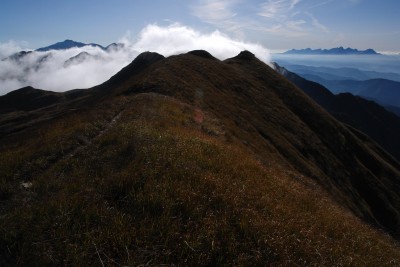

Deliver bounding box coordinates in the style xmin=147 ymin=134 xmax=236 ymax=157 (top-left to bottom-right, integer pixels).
xmin=258 ymin=23 xmax=307 ymax=37
xmin=191 ymin=0 xmax=250 ymax=38
xmin=191 ymin=0 xmax=330 ymax=39
xmin=306 ymin=12 xmax=329 ymax=33
xmin=307 ymin=0 xmax=333 ymax=10
xmin=192 ymin=0 xmax=237 ymax=23
xmin=286 ymin=20 xmax=306 ymax=31
xmin=290 ymin=0 xmax=301 ymax=9
xmin=259 ymin=0 xmax=287 ymax=19
xmin=258 ymin=0 xmax=302 ymax=19
xmin=257 ymin=0 xmax=332 ymax=36
xmin=257 ymin=0 xmax=309 ymax=36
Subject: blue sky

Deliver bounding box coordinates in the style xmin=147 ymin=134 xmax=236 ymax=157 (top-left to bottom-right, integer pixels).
xmin=1 ymin=0 xmax=399 ymax=52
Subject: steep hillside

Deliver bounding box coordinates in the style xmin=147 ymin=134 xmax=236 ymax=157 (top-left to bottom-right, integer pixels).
xmin=274 ymin=63 xmax=400 ymax=160
xmin=1 ymin=51 xmax=400 ymax=265
xmin=299 ymin=75 xmax=400 ymax=108
xmin=100 ymin=51 xmax=400 ymax=234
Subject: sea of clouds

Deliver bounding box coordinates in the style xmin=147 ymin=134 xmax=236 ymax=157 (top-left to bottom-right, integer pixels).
xmin=0 ymin=24 xmax=270 ymax=95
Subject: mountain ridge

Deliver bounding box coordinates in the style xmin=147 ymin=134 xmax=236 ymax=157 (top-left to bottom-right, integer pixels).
xmin=35 ymin=39 xmax=106 ymax=52
xmin=284 ymin=47 xmax=379 ymax=55
xmin=2 ymin=40 xmax=125 ymax=62
xmin=1 ymin=50 xmax=400 ymax=265
xmin=90 ymin=50 xmax=400 ymax=236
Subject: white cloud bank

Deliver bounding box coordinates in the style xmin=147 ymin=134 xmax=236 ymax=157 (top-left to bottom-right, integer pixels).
xmin=0 ymin=24 xmax=270 ymax=95
xmin=0 ymin=40 xmax=27 ymax=59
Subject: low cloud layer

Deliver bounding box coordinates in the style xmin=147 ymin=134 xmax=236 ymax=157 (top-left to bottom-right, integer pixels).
xmin=0 ymin=24 xmax=270 ymax=95
xmin=0 ymin=40 xmax=26 ymax=59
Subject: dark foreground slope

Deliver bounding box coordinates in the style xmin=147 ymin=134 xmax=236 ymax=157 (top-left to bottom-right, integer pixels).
xmin=0 ymin=86 xmax=92 ymax=137
xmin=274 ymin=63 xmax=400 ymax=161
xmin=0 ymin=51 xmax=400 ymax=265
xmin=98 ymin=50 xmax=400 ymax=235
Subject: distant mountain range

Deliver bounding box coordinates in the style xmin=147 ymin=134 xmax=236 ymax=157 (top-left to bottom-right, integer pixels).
xmin=1 ymin=40 xmax=124 ymax=62
xmin=35 ymin=39 xmax=124 ymax=52
xmin=283 ymin=47 xmax=380 ymax=55
xmin=0 ymin=40 xmax=127 ymax=91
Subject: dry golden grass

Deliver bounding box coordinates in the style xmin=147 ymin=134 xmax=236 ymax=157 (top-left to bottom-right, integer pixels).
xmin=1 ymin=93 xmax=399 ymax=266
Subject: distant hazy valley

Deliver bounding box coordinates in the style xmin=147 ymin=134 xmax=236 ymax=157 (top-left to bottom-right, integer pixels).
xmin=272 ymin=52 xmax=400 ymax=116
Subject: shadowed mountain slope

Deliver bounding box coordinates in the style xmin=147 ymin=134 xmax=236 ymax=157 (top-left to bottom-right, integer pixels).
xmin=1 ymin=51 xmax=400 ymax=265
xmin=300 ymin=75 xmax=400 ymax=108
xmin=274 ymin=63 xmax=400 ymax=161
xmin=0 ymin=86 xmax=91 ymax=136
xmin=0 ymin=86 xmax=64 ymax=113
xmin=102 ymin=51 xmax=400 ymax=236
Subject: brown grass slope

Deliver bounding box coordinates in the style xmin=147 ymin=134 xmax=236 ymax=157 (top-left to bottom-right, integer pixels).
xmin=0 ymin=93 xmax=399 ymax=266
xmin=93 ymin=50 xmax=400 ymax=237
xmin=0 ymin=50 xmax=400 ymax=265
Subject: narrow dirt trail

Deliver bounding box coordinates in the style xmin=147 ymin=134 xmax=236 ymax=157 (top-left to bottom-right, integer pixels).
xmin=64 ymin=109 xmax=124 ymax=161
xmin=13 ymin=106 xmax=126 ymax=201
